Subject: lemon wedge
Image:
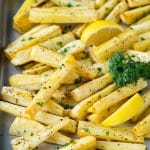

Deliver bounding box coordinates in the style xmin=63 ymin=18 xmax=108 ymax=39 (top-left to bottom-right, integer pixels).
xmin=81 ymin=20 xmax=124 ymax=46
xmin=101 ymin=93 xmax=144 ymax=126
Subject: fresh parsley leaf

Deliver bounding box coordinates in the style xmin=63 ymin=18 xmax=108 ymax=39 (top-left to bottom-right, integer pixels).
xmin=56 ymin=41 xmax=63 ymax=47
xmin=109 ymin=52 xmax=150 ymax=87
xmin=36 ymin=102 xmax=44 ymax=107
xmin=67 ymin=3 xmax=73 ymax=7
xmin=141 ymin=37 xmax=145 ymax=41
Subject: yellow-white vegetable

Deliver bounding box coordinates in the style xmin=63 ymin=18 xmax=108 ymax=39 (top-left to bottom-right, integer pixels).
xmin=5 ymin=25 xmax=61 ymax=59
xmin=133 ymin=113 xmax=150 ymax=136
xmin=25 ymin=55 xmax=77 ymax=117
xmin=105 ymin=1 xmax=128 ymax=23
xmin=90 ymin=79 xmax=147 ymax=114
xmin=59 ymin=136 xmax=96 ymax=150
xmin=9 ymin=117 xmax=71 ymax=145
xmin=127 ymin=0 xmax=150 ymax=8
xmin=11 ymin=118 xmax=70 ymax=150
xmin=96 ymin=140 xmax=146 ymax=150
xmin=78 ymin=121 xmax=144 ymax=143
xmin=70 ymin=84 xmax=116 ymax=120
xmin=97 ymin=0 xmax=119 ymax=19
xmin=29 ymin=7 xmax=97 ymax=23
xmin=70 ymin=74 xmax=112 ymax=102
xmin=120 ymin=5 xmax=150 ymax=25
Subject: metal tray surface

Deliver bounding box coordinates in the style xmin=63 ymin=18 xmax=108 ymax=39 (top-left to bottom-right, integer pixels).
xmin=0 ymin=0 xmax=150 ymax=149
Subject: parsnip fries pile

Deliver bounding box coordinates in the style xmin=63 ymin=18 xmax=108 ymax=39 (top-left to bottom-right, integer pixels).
xmin=0 ymin=0 xmax=150 ymax=149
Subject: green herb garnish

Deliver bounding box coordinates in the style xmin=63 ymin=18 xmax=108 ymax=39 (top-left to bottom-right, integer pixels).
xmin=106 ymin=131 xmax=110 ymax=136
xmin=59 ymin=103 xmax=74 ymax=109
xmin=84 ymin=128 xmax=90 ymax=133
xmin=36 ymin=102 xmax=44 ymax=107
xmin=61 ymin=48 xmax=68 ymax=55
xmin=141 ymin=37 xmax=145 ymax=41
xmin=109 ymin=52 xmax=150 ymax=87
xmin=97 ymin=67 xmax=102 ymax=72
xmin=59 ymin=63 xmax=65 ymax=69
xmin=30 ymin=132 xmax=34 ymax=136
xmin=105 ymin=7 xmax=110 ymax=15
xmin=67 ymin=3 xmax=73 ymax=7
xmin=28 ymin=37 xmax=35 ymax=40
xmin=56 ymin=41 xmax=63 ymax=47
xmin=63 ymin=143 xmax=69 ymax=147
xmin=74 ymin=77 xmax=82 ymax=85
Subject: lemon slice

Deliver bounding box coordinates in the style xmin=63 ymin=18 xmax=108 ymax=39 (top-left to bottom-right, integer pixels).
xmin=81 ymin=20 xmax=124 ymax=46
xmin=101 ymin=93 xmax=144 ymax=126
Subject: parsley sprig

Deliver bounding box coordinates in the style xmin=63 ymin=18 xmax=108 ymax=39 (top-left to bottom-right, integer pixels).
xmin=109 ymin=52 xmax=150 ymax=87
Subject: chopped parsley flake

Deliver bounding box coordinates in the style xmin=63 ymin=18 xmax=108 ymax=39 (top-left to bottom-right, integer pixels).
xmin=84 ymin=128 xmax=90 ymax=132
xmin=141 ymin=37 xmax=145 ymax=41
xmin=28 ymin=37 xmax=35 ymax=40
xmin=59 ymin=63 xmax=65 ymax=69
xmin=30 ymin=132 xmax=34 ymax=136
xmin=61 ymin=48 xmax=68 ymax=55
xmin=36 ymin=102 xmax=44 ymax=107
xmin=97 ymin=67 xmax=102 ymax=72
xmin=67 ymin=3 xmax=73 ymax=7
xmin=63 ymin=143 xmax=69 ymax=147
xmin=106 ymin=131 xmax=110 ymax=136
xmin=56 ymin=41 xmax=63 ymax=47
xmin=59 ymin=103 xmax=74 ymax=109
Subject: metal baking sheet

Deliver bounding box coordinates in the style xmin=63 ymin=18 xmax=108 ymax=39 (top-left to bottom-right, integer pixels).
xmin=0 ymin=0 xmax=150 ymax=149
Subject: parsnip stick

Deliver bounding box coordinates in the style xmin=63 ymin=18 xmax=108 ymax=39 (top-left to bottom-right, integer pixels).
xmin=95 ymin=0 xmax=106 ymax=9
xmin=133 ymin=113 xmax=150 ymax=136
xmin=72 ymin=24 xmax=88 ymax=38
xmin=9 ymin=117 xmax=71 ymax=145
xmin=135 ymin=14 xmax=150 ymax=24
xmin=25 ymin=55 xmax=76 ymax=117
xmin=29 ymin=7 xmax=97 ymax=23
xmin=138 ymin=32 xmax=150 ymax=41
xmin=1 ymin=86 xmax=64 ymax=116
xmin=70 ymin=84 xmax=116 ymax=120
xmin=76 ymin=60 xmax=100 ymax=79
xmin=127 ymin=50 xmax=150 ymax=62
xmin=96 ymin=140 xmax=146 ymax=150
xmin=9 ymin=74 xmax=50 ymax=91
xmin=13 ymin=0 xmax=46 ymax=33
xmin=11 ymin=118 xmax=70 ymax=150
xmin=41 ymin=1 xmax=56 ymax=8
xmin=90 ymin=29 xmax=137 ymax=62
xmin=41 ymin=32 xmax=76 ymax=51
xmin=87 ymin=101 xmax=124 ymax=124
xmin=0 ymin=101 xmax=76 ymax=133
xmin=90 ymin=79 xmax=147 ymax=114
xmin=23 ymin=63 xmax=50 ymax=75
xmin=133 ymin=40 xmax=150 ymax=51
xmin=106 ymin=1 xmax=128 ymax=23
xmin=30 ymin=46 xmax=64 ymax=68
xmin=130 ymin=20 xmax=150 ymax=34
xmin=120 ymin=5 xmax=150 ymax=25
xmin=70 ymin=74 xmax=113 ymax=102
xmin=50 ymin=0 xmax=86 ymax=7
xmin=59 ymin=136 xmax=96 ymax=150
xmin=145 ymin=133 xmax=150 ymax=139
xmin=5 ymin=25 xmax=61 ymax=59
xmin=78 ymin=121 xmax=144 ymax=143
xmin=127 ymin=0 xmax=150 ymax=8
xmin=11 ymin=48 xmax=32 ymax=66
xmin=58 ymin=40 xmax=85 ymax=55
xmin=97 ymin=0 xmax=119 ymax=19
